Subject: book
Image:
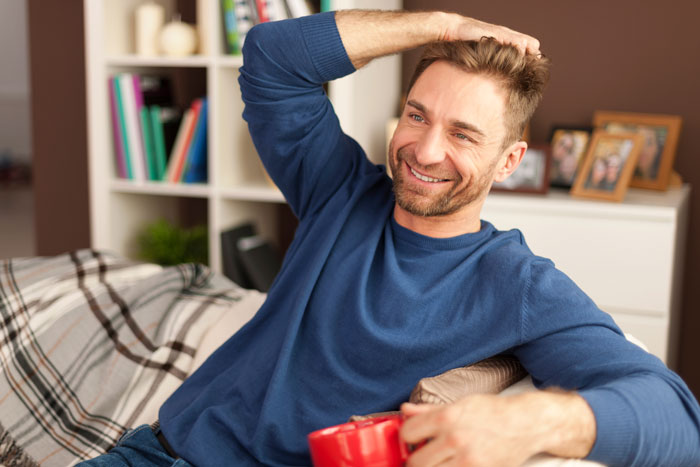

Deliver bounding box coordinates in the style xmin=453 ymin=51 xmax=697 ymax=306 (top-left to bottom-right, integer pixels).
xmin=245 ymin=0 xmax=260 ymax=24
xmin=131 ymin=74 xmax=153 ymax=180
xmin=139 ymin=107 xmax=157 ymax=180
xmin=221 ymin=0 xmax=241 ymax=55
xmin=118 ymin=73 xmax=147 ymax=181
xmin=165 ymin=108 xmax=194 ymax=182
xmin=254 ymin=0 xmax=270 ymax=22
xmin=149 ymin=106 xmax=168 ymax=180
xmin=183 ymin=98 xmax=208 ymax=183
xmin=118 ymin=73 xmax=146 ymax=180
xmin=234 ymin=0 xmax=256 ymax=48
xmin=107 ymin=77 xmax=128 ymax=178
xmin=220 ymin=223 xmax=256 ymax=289
xmin=320 ymin=0 xmax=331 ymax=12
xmin=266 ymin=0 xmax=290 ymax=21
xmin=112 ymin=76 xmax=134 ymax=179
xmin=285 ymin=0 xmax=313 ymax=17
xmin=172 ymin=99 xmax=203 ymax=182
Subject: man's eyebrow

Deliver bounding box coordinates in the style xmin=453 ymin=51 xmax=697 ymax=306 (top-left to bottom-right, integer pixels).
xmin=406 ymin=99 xmax=427 ymax=114
xmin=450 ymin=119 xmax=486 ymax=139
xmin=406 ymin=99 xmax=486 ymax=139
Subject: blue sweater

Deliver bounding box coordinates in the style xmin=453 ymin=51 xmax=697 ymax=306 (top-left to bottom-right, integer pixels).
xmin=160 ymin=12 xmax=700 ymax=466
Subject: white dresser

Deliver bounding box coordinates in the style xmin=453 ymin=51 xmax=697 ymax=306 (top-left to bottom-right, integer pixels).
xmin=481 ymin=185 xmax=690 ymax=369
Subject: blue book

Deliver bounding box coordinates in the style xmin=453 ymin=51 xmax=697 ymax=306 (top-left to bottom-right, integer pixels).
xmin=183 ymin=98 xmax=208 ymax=183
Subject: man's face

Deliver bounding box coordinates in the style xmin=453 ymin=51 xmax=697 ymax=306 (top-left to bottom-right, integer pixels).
xmin=389 ymin=61 xmax=510 ymax=218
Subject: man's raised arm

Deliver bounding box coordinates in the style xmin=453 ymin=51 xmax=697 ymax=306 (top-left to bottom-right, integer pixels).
xmin=335 ymin=9 xmax=541 ymax=69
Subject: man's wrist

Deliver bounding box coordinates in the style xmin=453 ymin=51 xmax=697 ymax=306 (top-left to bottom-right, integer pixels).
xmin=515 ymin=390 xmax=597 ymax=459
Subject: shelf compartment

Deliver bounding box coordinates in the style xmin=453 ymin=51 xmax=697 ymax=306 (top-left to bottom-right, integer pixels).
xmin=107 ymin=193 xmax=209 ymax=261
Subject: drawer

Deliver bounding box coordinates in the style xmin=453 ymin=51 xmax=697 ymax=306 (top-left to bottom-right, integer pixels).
xmin=606 ymin=311 xmax=671 ymax=367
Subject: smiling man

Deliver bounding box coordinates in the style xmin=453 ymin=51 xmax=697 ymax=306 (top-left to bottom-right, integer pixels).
xmin=81 ymin=9 xmax=700 ymax=467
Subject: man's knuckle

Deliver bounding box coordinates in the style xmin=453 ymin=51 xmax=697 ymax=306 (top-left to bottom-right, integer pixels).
xmin=445 ymin=431 xmax=465 ymax=449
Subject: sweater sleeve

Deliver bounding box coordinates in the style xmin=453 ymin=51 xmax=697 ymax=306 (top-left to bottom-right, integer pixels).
xmin=238 ymin=12 xmax=376 ymax=220
xmin=514 ymin=259 xmax=700 ymax=466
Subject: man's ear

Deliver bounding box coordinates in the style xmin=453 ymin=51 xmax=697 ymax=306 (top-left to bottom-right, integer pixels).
xmin=493 ymin=141 xmax=528 ymax=183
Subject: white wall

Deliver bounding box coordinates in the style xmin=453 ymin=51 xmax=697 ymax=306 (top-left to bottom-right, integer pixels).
xmin=0 ymin=0 xmax=32 ymax=163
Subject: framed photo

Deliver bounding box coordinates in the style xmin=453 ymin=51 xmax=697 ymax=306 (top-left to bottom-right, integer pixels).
xmin=548 ymin=126 xmax=592 ymax=189
xmin=492 ymin=145 xmax=550 ymax=194
xmin=593 ymin=111 xmax=682 ymax=190
xmin=570 ymin=131 xmax=644 ymax=202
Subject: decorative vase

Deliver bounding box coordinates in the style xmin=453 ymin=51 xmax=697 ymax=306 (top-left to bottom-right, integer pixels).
xmin=159 ymin=19 xmax=198 ymax=57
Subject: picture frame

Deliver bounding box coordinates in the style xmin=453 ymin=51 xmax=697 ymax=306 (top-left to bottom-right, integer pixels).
xmin=592 ymin=111 xmax=682 ymax=190
xmin=548 ymin=126 xmax=592 ymax=189
xmin=570 ymin=130 xmax=644 ymax=202
xmin=492 ymin=144 xmax=550 ymax=194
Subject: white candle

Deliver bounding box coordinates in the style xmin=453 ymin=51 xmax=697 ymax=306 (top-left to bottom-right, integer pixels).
xmin=135 ymin=1 xmax=165 ymax=56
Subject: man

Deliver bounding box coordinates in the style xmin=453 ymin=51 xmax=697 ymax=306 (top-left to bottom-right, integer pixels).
xmin=83 ymin=9 xmax=700 ymax=467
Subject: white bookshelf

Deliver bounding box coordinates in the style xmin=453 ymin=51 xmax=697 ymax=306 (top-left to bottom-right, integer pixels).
xmin=84 ymin=0 xmax=402 ymax=273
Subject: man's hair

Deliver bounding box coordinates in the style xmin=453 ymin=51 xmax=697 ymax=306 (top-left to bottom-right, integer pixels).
xmin=407 ymin=38 xmax=551 ymax=151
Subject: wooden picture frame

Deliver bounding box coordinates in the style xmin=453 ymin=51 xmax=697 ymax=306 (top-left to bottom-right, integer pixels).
xmin=570 ymin=131 xmax=644 ymax=202
xmin=548 ymin=126 xmax=593 ymax=189
xmin=592 ymin=111 xmax=682 ymax=190
xmin=492 ymin=145 xmax=550 ymax=195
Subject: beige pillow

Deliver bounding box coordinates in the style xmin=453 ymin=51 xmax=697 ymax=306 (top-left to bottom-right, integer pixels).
xmin=409 ymin=355 xmax=527 ymax=405
xmin=349 ymin=355 xmax=527 ymax=421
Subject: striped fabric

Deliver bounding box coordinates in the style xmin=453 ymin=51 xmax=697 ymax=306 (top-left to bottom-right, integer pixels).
xmin=409 ymin=355 xmax=528 ymax=405
xmin=0 ymin=250 xmax=250 ymax=466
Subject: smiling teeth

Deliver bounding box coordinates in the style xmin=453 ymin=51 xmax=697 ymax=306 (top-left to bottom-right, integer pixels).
xmin=410 ymin=167 xmax=444 ymax=183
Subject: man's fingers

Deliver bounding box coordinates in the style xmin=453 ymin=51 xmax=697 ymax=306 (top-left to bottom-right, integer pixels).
xmin=401 ymin=402 xmax=435 ymax=416
xmin=400 ymin=403 xmax=451 ymax=444
xmin=405 ymin=435 xmax=456 ymax=467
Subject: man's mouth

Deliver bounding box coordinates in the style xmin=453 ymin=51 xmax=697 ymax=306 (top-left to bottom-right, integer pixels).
xmin=408 ymin=164 xmax=449 ymax=183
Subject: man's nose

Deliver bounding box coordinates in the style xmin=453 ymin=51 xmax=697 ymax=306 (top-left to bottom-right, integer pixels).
xmin=414 ymin=128 xmax=447 ymax=166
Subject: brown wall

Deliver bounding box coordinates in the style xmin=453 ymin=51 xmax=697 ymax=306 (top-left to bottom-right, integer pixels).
xmin=403 ymin=0 xmax=700 ymax=395
xmin=28 ymin=0 xmax=91 ymax=255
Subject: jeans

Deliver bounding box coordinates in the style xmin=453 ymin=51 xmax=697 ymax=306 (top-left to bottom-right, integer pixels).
xmin=75 ymin=424 xmax=193 ymax=467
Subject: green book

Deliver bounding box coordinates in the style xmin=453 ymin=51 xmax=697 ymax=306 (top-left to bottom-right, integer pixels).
xmin=222 ymin=0 xmax=240 ymax=55
xmin=140 ymin=107 xmax=157 ymax=180
xmin=150 ymin=106 xmax=168 ymax=181
xmin=320 ymin=0 xmax=331 ymax=12
xmin=112 ymin=75 xmax=133 ymax=179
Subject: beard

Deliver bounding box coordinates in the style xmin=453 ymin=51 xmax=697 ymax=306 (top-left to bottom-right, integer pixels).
xmin=388 ymin=143 xmax=497 ymax=217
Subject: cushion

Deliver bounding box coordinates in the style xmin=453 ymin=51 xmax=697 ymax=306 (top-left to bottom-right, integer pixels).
xmin=409 ymin=355 xmax=528 ymax=405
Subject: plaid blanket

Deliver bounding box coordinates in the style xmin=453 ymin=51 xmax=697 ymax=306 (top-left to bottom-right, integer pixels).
xmin=0 ymin=250 xmax=261 ymax=466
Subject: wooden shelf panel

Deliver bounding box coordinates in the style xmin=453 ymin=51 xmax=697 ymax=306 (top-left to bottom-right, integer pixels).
xmin=218 ymin=185 xmax=285 ymax=203
xmin=110 ymin=179 xmax=211 ymax=197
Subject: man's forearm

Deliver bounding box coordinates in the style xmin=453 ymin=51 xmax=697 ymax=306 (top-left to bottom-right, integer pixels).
xmin=400 ymin=389 xmax=596 ymax=465
xmin=335 ymin=10 xmax=541 ymax=69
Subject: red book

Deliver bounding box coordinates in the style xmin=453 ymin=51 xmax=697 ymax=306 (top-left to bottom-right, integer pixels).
xmin=171 ymin=99 xmax=202 ymax=182
xmin=255 ymin=0 xmax=269 ymax=22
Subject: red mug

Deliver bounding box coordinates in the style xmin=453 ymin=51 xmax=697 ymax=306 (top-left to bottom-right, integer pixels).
xmin=307 ymin=415 xmax=410 ymax=466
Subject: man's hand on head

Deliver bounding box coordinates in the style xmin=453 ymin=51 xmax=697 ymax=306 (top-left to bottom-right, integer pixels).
xmin=336 ymin=10 xmax=541 ymax=70
xmin=440 ymin=14 xmax=541 ymax=56
xmin=400 ymin=390 xmax=596 ymax=467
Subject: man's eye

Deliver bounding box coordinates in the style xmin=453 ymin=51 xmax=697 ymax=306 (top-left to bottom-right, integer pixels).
xmin=410 ymin=114 xmax=424 ymax=123
xmin=454 ymin=133 xmax=470 ymax=141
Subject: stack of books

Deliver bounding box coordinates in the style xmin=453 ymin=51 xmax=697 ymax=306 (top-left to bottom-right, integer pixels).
xmin=108 ymin=73 xmax=208 ymax=184
xmin=221 ymin=0 xmax=327 ymax=55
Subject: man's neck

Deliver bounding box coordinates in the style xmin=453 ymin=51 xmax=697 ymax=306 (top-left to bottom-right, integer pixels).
xmin=393 ymin=202 xmax=485 ymax=238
